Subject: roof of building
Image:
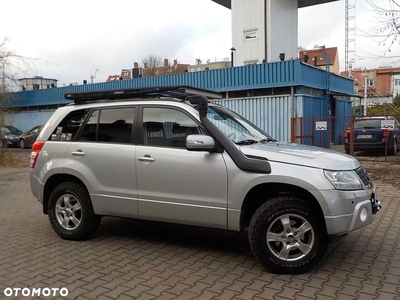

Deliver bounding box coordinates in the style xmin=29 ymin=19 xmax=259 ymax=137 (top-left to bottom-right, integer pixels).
xmin=299 ymin=47 xmax=337 ymax=67
xmin=211 ymin=0 xmax=339 ymax=9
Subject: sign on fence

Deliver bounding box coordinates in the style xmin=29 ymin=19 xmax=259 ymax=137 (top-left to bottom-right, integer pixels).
xmin=380 ymin=120 xmax=395 ymax=130
xmin=316 ymin=121 xmax=327 ymax=131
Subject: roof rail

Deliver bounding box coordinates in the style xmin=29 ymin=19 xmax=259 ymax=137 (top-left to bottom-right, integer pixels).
xmin=65 ymin=85 xmax=222 ymax=104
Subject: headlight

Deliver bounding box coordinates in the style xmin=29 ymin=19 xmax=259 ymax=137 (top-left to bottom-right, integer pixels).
xmin=324 ymin=170 xmax=363 ymax=190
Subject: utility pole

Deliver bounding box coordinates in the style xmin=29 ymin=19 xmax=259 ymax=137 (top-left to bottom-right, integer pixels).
xmin=364 ymin=75 xmax=367 ymax=116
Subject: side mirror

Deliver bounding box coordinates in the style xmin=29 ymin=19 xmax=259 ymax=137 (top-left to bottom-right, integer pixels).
xmin=186 ymin=134 xmax=215 ymax=151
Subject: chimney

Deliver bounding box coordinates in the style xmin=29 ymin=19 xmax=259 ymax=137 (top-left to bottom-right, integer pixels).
xmin=174 ymin=59 xmax=177 ymax=65
xmin=164 ymin=58 xmax=168 ymax=67
xmin=134 ymin=62 xmax=139 ymax=68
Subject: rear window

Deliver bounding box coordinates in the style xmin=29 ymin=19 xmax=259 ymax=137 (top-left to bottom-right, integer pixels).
xmin=354 ymin=119 xmax=383 ymax=129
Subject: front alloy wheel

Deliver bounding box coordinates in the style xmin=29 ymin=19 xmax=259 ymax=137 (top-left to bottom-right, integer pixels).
xmin=249 ymin=196 xmax=328 ymax=274
xmin=19 ymin=139 xmax=25 ymax=149
xmin=266 ymin=214 xmax=315 ymax=261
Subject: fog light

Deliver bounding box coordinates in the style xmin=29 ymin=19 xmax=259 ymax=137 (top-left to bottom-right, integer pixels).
xmin=360 ymin=208 xmax=368 ymax=222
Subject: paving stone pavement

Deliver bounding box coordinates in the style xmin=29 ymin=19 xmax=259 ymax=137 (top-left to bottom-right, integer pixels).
xmin=0 ymin=167 xmax=399 ymax=300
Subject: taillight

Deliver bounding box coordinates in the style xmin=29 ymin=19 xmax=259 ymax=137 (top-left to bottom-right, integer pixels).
xmin=30 ymin=141 xmax=45 ymax=168
xmin=343 ymin=126 xmax=350 ymax=139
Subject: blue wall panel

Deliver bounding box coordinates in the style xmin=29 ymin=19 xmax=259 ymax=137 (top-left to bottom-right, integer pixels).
xmin=7 ymin=60 xmax=354 ymax=109
xmin=211 ymin=96 xmax=291 ymax=141
xmin=7 ymin=110 xmax=56 ymax=132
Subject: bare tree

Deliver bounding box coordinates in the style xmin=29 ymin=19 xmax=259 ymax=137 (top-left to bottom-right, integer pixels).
xmin=142 ymin=54 xmax=163 ymax=77
xmin=365 ymin=0 xmax=400 ymax=57
xmin=0 ymin=37 xmax=38 ymax=153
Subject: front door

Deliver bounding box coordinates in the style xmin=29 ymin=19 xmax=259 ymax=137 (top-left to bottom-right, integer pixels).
xmin=136 ymin=106 xmax=228 ymax=229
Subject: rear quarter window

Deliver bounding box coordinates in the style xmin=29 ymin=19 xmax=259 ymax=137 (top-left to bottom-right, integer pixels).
xmin=50 ymin=109 xmax=90 ymax=141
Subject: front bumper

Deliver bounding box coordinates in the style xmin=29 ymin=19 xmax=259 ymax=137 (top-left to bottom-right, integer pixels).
xmin=323 ymin=185 xmax=381 ymax=236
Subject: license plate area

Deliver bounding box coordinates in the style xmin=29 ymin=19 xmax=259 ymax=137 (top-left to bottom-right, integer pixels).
xmin=357 ymin=134 xmax=372 ymax=139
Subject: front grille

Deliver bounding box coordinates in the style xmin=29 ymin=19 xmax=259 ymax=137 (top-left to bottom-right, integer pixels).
xmin=355 ymin=166 xmax=371 ymax=188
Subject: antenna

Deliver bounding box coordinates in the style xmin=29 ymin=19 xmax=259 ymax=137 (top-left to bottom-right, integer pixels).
xmin=90 ymin=68 xmax=100 ymax=84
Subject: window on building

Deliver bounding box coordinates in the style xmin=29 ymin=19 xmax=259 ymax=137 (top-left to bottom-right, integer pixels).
xmin=394 ymin=79 xmax=400 ymax=85
xmin=367 ymin=79 xmax=374 ymax=87
xmin=244 ymin=30 xmax=258 ymax=40
xmin=33 ymin=84 xmax=40 ymax=90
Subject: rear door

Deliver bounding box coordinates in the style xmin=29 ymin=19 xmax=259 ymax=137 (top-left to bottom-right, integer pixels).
xmin=25 ymin=126 xmax=42 ymax=147
xmin=135 ymin=106 xmax=228 ymax=229
xmin=67 ymin=106 xmax=138 ymax=218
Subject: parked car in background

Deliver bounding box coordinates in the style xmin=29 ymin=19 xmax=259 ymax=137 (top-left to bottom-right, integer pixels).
xmin=344 ymin=116 xmax=400 ymax=155
xmin=19 ymin=125 xmax=44 ymax=149
xmin=1 ymin=125 xmax=23 ymax=148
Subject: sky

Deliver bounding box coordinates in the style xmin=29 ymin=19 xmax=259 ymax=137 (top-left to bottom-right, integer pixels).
xmin=0 ymin=0 xmax=398 ymax=86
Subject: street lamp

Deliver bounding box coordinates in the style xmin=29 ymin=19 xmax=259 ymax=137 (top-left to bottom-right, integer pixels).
xmin=230 ymin=47 xmax=236 ymax=67
xmin=321 ymin=51 xmax=330 ymax=104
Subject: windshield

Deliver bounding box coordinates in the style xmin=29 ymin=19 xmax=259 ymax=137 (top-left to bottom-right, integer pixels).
xmin=207 ymin=105 xmax=276 ymax=144
xmin=3 ymin=126 xmax=23 ymax=134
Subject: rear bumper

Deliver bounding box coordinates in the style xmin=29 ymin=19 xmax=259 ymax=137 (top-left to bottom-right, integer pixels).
xmin=30 ymin=171 xmax=45 ymax=207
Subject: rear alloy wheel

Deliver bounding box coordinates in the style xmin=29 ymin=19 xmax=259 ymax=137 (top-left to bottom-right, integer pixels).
xmin=249 ymin=196 xmax=328 ymax=274
xmin=19 ymin=139 xmax=26 ymax=149
xmin=48 ymin=182 xmax=101 ymax=240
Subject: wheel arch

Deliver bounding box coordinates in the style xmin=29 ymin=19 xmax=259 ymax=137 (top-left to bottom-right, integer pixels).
xmin=43 ymin=174 xmax=88 ymax=214
xmin=240 ymin=183 xmax=326 ymax=232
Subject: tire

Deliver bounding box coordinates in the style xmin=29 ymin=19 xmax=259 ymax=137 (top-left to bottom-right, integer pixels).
xmin=248 ymin=196 xmax=328 ymax=274
xmin=48 ymin=182 xmax=101 ymax=240
xmin=19 ymin=139 xmax=26 ymax=149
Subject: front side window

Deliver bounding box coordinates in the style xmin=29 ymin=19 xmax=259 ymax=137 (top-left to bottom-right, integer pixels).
xmin=78 ymin=108 xmax=134 ymax=144
xmin=143 ymin=107 xmax=200 ymax=148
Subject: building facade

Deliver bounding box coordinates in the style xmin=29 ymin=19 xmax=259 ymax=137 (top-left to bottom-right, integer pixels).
xmin=6 ymin=60 xmax=354 ymax=147
xmin=18 ymin=76 xmax=57 ymax=91
xmin=343 ymin=66 xmax=400 ymax=104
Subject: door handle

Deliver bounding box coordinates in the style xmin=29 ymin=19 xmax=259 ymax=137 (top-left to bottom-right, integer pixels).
xmin=71 ymin=150 xmax=86 ymax=157
xmin=138 ymin=155 xmax=155 ymax=162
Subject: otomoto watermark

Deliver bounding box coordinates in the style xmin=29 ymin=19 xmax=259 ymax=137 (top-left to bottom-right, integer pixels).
xmin=3 ymin=287 xmax=69 ymax=297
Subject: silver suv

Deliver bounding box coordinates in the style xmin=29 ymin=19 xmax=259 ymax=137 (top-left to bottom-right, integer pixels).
xmin=30 ymin=86 xmax=381 ymax=274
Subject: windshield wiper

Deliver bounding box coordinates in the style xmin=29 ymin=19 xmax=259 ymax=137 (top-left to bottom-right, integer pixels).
xmin=235 ymin=139 xmax=259 ymax=145
xmin=259 ymin=137 xmax=277 ymax=142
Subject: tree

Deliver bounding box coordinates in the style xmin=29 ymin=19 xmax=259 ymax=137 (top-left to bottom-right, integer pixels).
xmin=0 ymin=37 xmax=37 ymax=154
xmin=141 ymin=54 xmax=163 ymax=77
xmin=366 ymin=0 xmax=400 ymax=56
xmin=393 ymin=92 xmax=400 ymax=106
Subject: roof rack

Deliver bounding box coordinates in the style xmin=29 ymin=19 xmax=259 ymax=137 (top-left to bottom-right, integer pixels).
xmin=65 ymin=85 xmax=222 ymax=104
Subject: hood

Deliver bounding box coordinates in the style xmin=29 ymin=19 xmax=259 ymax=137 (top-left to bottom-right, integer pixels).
xmin=240 ymin=141 xmax=360 ymax=170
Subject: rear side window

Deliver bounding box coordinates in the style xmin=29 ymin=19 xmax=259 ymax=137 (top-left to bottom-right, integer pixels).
xmin=78 ymin=107 xmax=135 ymax=144
xmin=50 ymin=109 xmax=90 ymax=141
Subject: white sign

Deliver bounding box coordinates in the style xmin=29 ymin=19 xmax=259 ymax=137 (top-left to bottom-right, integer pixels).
xmin=316 ymin=121 xmax=327 ymax=131
xmin=381 ymin=120 xmax=395 ymax=130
